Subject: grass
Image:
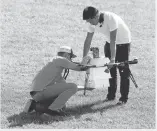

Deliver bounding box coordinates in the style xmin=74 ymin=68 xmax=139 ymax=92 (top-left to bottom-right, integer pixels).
xmin=0 ymin=0 xmax=156 ymax=129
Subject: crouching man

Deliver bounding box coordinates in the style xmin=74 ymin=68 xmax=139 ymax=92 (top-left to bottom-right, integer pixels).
xmin=24 ymin=46 xmax=88 ymax=115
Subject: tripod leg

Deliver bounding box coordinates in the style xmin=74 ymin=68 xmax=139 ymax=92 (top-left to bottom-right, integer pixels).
xmin=84 ymin=73 xmax=89 ymax=95
xmin=128 ymin=69 xmax=138 ymax=88
xmin=130 ymin=74 xmax=138 ymax=88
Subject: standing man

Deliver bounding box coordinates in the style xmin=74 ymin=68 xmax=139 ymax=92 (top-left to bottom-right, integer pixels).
xmin=24 ymin=46 xmax=89 ymax=115
xmin=82 ymin=6 xmax=131 ymax=104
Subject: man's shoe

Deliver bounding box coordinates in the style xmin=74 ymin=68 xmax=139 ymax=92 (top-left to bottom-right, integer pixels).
xmin=35 ymin=102 xmax=47 ymax=113
xmin=103 ymin=97 xmax=115 ymax=102
xmin=60 ymin=105 xmax=66 ymax=111
xmin=45 ymin=109 xmax=67 ymax=116
xmin=34 ymin=102 xmax=49 ymax=116
xmin=45 ymin=105 xmax=67 ymax=116
xmin=117 ymin=100 xmax=127 ymax=105
xmin=23 ymin=99 xmax=36 ymax=113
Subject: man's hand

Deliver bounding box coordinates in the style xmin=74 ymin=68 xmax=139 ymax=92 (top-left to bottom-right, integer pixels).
xmin=78 ymin=64 xmax=90 ymax=71
xmin=80 ymin=65 xmax=90 ymax=71
xmin=107 ymin=59 xmax=115 ymax=69
xmin=81 ymin=56 xmax=92 ymax=65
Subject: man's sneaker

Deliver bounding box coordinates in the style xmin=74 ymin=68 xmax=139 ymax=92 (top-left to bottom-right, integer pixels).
xmin=45 ymin=105 xmax=67 ymax=116
xmin=103 ymin=97 xmax=115 ymax=102
xmin=35 ymin=102 xmax=47 ymax=113
xmin=23 ymin=99 xmax=36 ymax=113
xmin=44 ymin=109 xmax=67 ymax=116
xmin=117 ymin=100 xmax=127 ymax=105
xmin=60 ymin=105 xmax=66 ymax=111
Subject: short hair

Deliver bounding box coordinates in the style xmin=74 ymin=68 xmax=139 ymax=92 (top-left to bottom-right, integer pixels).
xmin=83 ymin=6 xmax=98 ymax=20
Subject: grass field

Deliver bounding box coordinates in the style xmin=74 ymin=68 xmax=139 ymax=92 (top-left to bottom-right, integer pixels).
xmin=0 ymin=0 xmax=156 ymax=129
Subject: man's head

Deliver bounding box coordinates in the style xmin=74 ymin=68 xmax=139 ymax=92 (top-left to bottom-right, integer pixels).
xmin=57 ymin=46 xmax=76 ymax=60
xmin=83 ymin=6 xmax=99 ymax=25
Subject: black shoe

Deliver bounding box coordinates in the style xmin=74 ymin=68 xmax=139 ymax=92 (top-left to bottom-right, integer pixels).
xmin=23 ymin=99 xmax=36 ymax=113
xmin=60 ymin=105 xmax=66 ymax=111
xmin=117 ymin=100 xmax=127 ymax=105
xmin=103 ymin=97 xmax=115 ymax=102
xmin=34 ymin=102 xmax=50 ymax=116
xmin=35 ymin=102 xmax=47 ymax=113
xmin=35 ymin=103 xmax=67 ymax=116
xmin=46 ymin=105 xmax=67 ymax=116
xmin=45 ymin=109 xmax=67 ymax=116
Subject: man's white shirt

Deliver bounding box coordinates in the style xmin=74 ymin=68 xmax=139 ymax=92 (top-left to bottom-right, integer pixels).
xmin=87 ymin=11 xmax=131 ymax=44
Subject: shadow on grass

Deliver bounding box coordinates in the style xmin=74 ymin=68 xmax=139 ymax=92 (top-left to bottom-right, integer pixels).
xmin=7 ymin=100 xmax=120 ymax=128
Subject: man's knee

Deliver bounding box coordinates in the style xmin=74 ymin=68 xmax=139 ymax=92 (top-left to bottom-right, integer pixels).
xmin=120 ymin=68 xmax=130 ymax=78
xmin=67 ymin=83 xmax=78 ymax=93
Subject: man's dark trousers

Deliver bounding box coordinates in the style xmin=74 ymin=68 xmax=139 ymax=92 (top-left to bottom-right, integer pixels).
xmin=104 ymin=42 xmax=130 ymax=102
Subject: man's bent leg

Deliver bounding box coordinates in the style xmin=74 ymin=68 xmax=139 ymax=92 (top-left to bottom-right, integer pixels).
xmin=31 ymin=82 xmax=68 ymax=105
xmin=30 ymin=86 xmax=62 ymax=112
xmin=31 ymin=82 xmax=77 ymax=113
xmin=48 ymin=83 xmax=77 ymax=111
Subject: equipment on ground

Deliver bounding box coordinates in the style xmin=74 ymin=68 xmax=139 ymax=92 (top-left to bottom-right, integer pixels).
xmin=78 ymin=58 xmax=138 ymax=95
xmin=63 ymin=47 xmax=138 ymax=95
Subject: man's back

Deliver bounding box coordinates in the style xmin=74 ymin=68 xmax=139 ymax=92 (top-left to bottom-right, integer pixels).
xmin=31 ymin=56 xmax=65 ymax=92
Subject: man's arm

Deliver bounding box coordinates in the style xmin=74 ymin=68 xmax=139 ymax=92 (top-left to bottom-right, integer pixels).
xmin=83 ymin=32 xmax=94 ymax=57
xmin=56 ymin=58 xmax=87 ymax=71
xmin=110 ymin=29 xmax=117 ymax=63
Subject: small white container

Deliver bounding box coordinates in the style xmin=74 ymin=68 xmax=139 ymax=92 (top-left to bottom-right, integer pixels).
xmin=87 ymin=56 xmax=111 ymax=89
